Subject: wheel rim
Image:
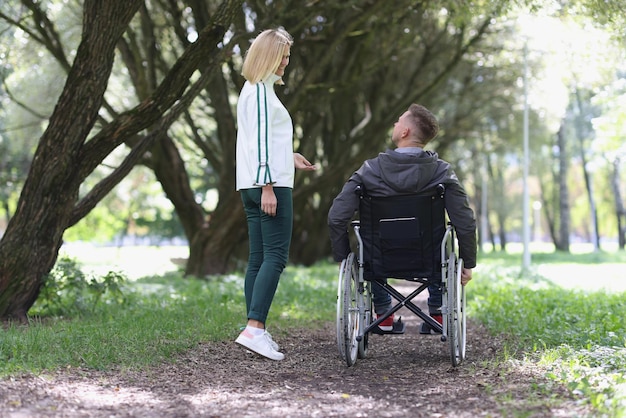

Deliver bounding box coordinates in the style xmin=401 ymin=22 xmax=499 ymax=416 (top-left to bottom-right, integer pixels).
xmin=458 ymin=259 xmax=466 ymax=362
xmin=449 ymin=256 xmax=467 ymax=366
xmin=343 ymin=254 xmax=360 ymax=365
xmin=447 ymin=253 xmax=461 ymax=367
xmin=336 ymin=258 xmax=347 ymax=358
xmin=336 ymin=254 xmax=360 ymax=366
xmin=358 ymin=281 xmax=371 ymax=359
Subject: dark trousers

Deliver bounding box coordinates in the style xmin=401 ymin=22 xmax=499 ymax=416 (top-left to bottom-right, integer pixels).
xmin=240 ymin=187 xmax=293 ymax=324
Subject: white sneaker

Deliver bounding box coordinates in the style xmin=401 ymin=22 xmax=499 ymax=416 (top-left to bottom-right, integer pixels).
xmin=264 ymin=330 xmax=279 ymax=351
xmin=235 ymin=329 xmax=284 ymax=361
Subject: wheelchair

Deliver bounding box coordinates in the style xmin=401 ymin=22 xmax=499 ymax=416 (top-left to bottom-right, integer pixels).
xmin=336 ymin=185 xmax=466 ymax=367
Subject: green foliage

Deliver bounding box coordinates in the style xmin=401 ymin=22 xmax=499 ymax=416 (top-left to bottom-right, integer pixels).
xmin=0 ymin=262 xmax=338 ymax=375
xmin=63 ymin=167 xmax=184 ymax=243
xmin=271 ymin=263 xmax=338 ymax=326
xmin=470 ymin=258 xmax=626 ymax=417
xmin=62 ymin=205 xmax=127 ymax=244
xmin=2 ymin=0 xmax=625 ymax=268
xmin=470 ymin=272 xmax=625 ymax=348
xmin=31 ymin=256 xmax=128 ymax=317
xmin=544 ymin=346 xmax=626 ymax=416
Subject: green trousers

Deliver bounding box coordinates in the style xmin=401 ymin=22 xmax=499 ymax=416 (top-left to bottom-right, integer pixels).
xmin=240 ymin=187 xmax=293 ymax=324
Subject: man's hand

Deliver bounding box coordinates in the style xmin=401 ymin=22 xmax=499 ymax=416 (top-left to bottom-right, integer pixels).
xmin=461 ymin=267 xmax=473 ymax=286
xmin=294 ymin=153 xmax=317 ymax=171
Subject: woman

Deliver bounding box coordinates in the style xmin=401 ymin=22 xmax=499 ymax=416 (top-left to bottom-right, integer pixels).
xmin=235 ymin=28 xmax=316 ymax=361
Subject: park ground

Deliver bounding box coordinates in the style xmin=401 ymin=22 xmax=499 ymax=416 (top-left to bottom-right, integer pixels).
xmin=0 ymin=317 xmax=593 ymax=417
xmin=1 ymin=243 xmax=619 ymax=417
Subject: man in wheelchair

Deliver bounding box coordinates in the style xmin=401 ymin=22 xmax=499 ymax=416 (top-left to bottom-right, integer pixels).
xmin=328 ymin=103 xmax=477 ymax=337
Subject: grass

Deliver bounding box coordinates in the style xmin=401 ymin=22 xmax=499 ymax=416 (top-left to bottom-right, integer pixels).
xmin=1 ymin=245 xmax=625 ymax=416
xmin=469 ymin=252 xmax=626 ymax=417
xmin=0 ymin=260 xmax=338 ymax=374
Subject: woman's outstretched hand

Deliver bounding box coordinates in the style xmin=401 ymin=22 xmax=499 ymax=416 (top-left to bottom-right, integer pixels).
xmin=294 ymin=153 xmax=317 ymax=171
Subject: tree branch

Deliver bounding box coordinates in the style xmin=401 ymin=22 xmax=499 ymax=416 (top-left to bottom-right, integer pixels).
xmin=75 ymin=0 xmax=242 ymax=182
xmin=69 ymin=47 xmax=230 ymax=225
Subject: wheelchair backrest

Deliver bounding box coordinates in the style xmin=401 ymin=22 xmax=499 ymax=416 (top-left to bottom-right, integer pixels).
xmin=358 ymin=186 xmax=446 ymax=280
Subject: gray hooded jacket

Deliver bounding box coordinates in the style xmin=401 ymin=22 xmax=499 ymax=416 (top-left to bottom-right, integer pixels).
xmin=328 ymin=148 xmax=477 ymax=268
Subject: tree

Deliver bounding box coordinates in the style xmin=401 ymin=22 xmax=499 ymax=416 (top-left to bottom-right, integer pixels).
xmin=4 ymin=0 xmax=623 ymax=322
xmin=556 ymin=125 xmax=571 ymax=251
xmin=610 ymin=158 xmax=626 ymax=248
xmin=571 ymin=87 xmax=601 ymax=250
xmin=248 ymin=1 xmax=509 ymax=266
xmin=69 ymin=0 xmax=509 ymax=275
xmin=594 ymin=83 xmax=626 ymax=249
xmin=1 ymin=0 xmax=538 ymax=274
xmin=0 ymin=0 xmax=243 ymax=322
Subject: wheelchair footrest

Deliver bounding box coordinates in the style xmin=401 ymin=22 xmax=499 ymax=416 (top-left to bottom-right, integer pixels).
xmin=371 ymin=317 xmax=406 ymax=335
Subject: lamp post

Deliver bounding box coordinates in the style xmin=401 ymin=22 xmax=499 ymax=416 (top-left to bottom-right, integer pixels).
xmin=522 ymin=42 xmax=531 ymax=271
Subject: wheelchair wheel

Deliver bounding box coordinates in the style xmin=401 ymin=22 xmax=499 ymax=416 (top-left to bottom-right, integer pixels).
xmin=336 ymin=253 xmax=360 ymax=366
xmin=446 ymin=254 xmax=466 ymax=366
xmin=335 ymin=258 xmax=348 ymax=358
xmin=357 ymin=280 xmax=372 ymax=359
xmin=457 ymin=258 xmax=467 ymax=362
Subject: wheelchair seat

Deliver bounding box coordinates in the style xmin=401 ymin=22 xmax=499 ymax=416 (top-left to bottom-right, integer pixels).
xmin=336 ymin=185 xmax=466 ymax=367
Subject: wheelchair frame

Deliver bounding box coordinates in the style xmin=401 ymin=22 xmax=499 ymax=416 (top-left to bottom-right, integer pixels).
xmin=336 ymin=220 xmax=466 ymax=367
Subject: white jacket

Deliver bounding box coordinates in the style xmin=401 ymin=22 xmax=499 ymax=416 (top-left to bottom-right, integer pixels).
xmin=236 ymin=74 xmax=294 ymax=190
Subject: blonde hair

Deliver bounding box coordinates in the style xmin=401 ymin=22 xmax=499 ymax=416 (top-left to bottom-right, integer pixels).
xmin=241 ymin=28 xmax=293 ymax=85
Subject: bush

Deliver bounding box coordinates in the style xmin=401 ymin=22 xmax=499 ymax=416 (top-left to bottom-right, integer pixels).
xmin=31 ymin=256 xmax=128 ymax=317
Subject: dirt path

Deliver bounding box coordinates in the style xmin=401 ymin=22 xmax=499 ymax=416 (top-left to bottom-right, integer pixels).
xmin=1 ymin=313 xmax=592 ymax=418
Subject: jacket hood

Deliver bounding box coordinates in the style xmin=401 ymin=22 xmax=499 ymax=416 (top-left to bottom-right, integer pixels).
xmin=378 ymin=149 xmax=449 ymax=194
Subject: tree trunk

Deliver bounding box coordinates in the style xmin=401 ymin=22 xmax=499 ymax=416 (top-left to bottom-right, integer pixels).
xmin=0 ymin=0 xmax=243 ymax=321
xmin=185 ymin=71 xmax=244 ymax=274
xmin=185 ymin=191 xmax=248 ymax=276
xmin=542 ymin=192 xmax=557 ymax=247
xmin=488 ymin=156 xmax=507 ymax=252
xmin=541 ymin=157 xmax=559 ymax=249
xmin=580 ymin=163 xmax=600 ymax=250
xmin=611 ymin=158 xmax=626 ymax=249
xmin=0 ymin=0 xmax=143 ymax=322
xmin=574 ymin=89 xmax=600 ymax=251
xmin=557 ymin=125 xmax=570 ymax=252
xmin=148 ymin=135 xmax=206 ymax=245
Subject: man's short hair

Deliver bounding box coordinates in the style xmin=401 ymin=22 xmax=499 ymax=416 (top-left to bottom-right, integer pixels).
xmin=408 ymin=104 xmax=439 ymax=144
